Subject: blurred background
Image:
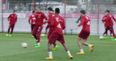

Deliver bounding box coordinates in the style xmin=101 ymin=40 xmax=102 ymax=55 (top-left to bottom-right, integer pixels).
xmin=0 ymin=0 xmax=116 ymax=35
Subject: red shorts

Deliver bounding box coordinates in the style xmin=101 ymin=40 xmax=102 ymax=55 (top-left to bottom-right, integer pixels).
xmin=48 ymin=29 xmax=65 ymax=44
xmin=79 ymin=30 xmax=90 ymax=39
xmin=48 ymin=27 xmax=54 ymax=39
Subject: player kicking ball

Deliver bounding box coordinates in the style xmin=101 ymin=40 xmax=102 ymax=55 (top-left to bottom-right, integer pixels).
xmin=32 ymin=8 xmax=47 ymax=47
xmin=6 ymin=10 xmax=17 ymax=37
xmin=46 ymin=8 xmax=73 ymax=60
xmin=77 ymin=10 xmax=94 ymax=55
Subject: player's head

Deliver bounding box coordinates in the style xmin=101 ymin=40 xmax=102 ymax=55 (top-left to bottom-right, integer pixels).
xmin=48 ymin=7 xmax=53 ymax=11
xmin=105 ymin=10 xmax=110 ymax=14
xmin=105 ymin=10 xmax=110 ymax=13
xmin=32 ymin=10 xmax=35 ymax=13
xmin=55 ymin=8 xmax=60 ymax=14
xmin=80 ymin=10 xmax=86 ymax=15
xmin=13 ymin=10 xmax=16 ymax=13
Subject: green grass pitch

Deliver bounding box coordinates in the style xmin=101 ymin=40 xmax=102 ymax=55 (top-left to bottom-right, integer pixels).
xmin=0 ymin=33 xmax=116 ymax=61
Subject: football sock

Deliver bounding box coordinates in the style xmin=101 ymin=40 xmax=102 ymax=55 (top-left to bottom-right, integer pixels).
xmin=48 ymin=51 xmax=53 ymax=58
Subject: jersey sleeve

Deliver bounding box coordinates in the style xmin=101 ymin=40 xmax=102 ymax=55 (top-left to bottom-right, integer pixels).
xmin=111 ymin=15 xmax=116 ymax=22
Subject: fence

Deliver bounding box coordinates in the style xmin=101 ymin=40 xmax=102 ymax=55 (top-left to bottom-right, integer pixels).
xmin=0 ymin=0 xmax=116 ymax=35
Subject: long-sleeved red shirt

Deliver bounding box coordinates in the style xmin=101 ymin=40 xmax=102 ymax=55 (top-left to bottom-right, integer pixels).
xmin=78 ymin=15 xmax=90 ymax=32
xmin=102 ymin=13 xmax=116 ymax=27
xmin=8 ymin=13 xmax=17 ymax=24
xmin=35 ymin=11 xmax=47 ymax=26
xmin=28 ymin=14 xmax=36 ymax=24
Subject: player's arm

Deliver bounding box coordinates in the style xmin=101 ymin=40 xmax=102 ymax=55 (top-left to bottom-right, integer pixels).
xmin=15 ymin=14 xmax=18 ymax=22
xmin=28 ymin=16 xmax=31 ymax=24
xmin=76 ymin=16 xmax=81 ymax=23
xmin=43 ymin=13 xmax=48 ymax=24
xmin=8 ymin=14 xmax=11 ymax=21
xmin=45 ymin=24 xmax=49 ymax=33
xmin=78 ymin=18 xmax=84 ymax=27
xmin=112 ymin=15 xmax=116 ymax=22
xmin=102 ymin=16 xmax=106 ymax=23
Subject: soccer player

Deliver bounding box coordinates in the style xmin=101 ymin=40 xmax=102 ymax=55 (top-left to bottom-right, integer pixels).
xmin=28 ymin=10 xmax=36 ymax=37
xmin=6 ymin=10 xmax=17 ymax=36
xmin=77 ymin=10 xmax=94 ymax=55
xmin=46 ymin=7 xmax=58 ymax=50
xmin=46 ymin=8 xmax=73 ymax=60
xmin=102 ymin=10 xmax=116 ymax=39
xmin=32 ymin=8 xmax=47 ymax=47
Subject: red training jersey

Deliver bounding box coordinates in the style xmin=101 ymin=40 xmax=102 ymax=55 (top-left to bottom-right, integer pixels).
xmin=51 ymin=14 xmax=65 ymax=34
xmin=29 ymin=14 xmax=36 ymax=24
xmin=79 ymin=15 xmax=90 ymax=32
xmin=35 ymin=11 xmax=47 ymax=26
xmin=48 ymin=12 xmax=55 ymax=27
xmin=102 ymin=13 xmax=116 ymax=27
xmin=8 ymin=13 xmax=17 ymax=24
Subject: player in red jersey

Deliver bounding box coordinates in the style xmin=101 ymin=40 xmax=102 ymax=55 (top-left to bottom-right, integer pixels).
xmin=77 ymin=10 xmax=94 ymax=55
xmin=32 ymin=9 xmax=47 ymax=47
xmin=102 ymin=10 xmax=116 ymax=39
xmin=6 ymin=10 xmax=17 ymax=36
xmin=46 ymin=7 xmax=58 ymax=50
xmin=46 ymin=7 xmax=55 ymax=39
xmin=28 ymin=10 xmax=37 ymax=38
xmin=46 ymin=8 xmax=73 ymax=60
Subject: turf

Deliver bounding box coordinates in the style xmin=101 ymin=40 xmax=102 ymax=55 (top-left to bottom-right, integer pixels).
xmin=0 ymin=33 xmax=116 ymax=61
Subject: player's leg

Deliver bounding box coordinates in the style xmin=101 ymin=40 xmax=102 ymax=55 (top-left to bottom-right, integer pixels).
xmin=110 ymin=27 xmax=116 ymax=38
xmin=77 ymin=30 xmax=85 ymax=54
xmin=36 ymin=26 xmax=43 ymax=46
xmin=81 ymin=39 xmax=94 ymax=52
xmin=48 ymin=28 xmax=58 ymax=50
xmin=6 ymin=24 xmax=11 ymax=36
xmin=103 ymin=27 xmax=108 ymax=36
xmin=77 ymin=37 xmax=85 ymax=54
xmin=31 ymin=24 xmax=33 ymax=35
xmin=10 ymin=24 xmax=15 ymax=34
xmin=58 ymin=34 xmax=73 ymax=59
xmin=81 ymin=31 xmax=94 ymax=52
xmin=46 ymin=32 xmax=57 ymax=60
xmin=32 ymin=26 xmax=38 ymax=40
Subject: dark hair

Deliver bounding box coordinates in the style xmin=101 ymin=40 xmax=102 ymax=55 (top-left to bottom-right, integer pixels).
xmin=105 ymin=10 xmax=110 ymax=13
xmin=55 ymin=8 xmax=60 ymax=14
xmin=48 ymin=7 xmax=53 ymax=11
xmin=13 ymin=10 xmax=16 ymax=12
xmin=80 ymin=10 xmax=86 ymax=14
xmin=32 ymin=10 xmax=35 ymax=13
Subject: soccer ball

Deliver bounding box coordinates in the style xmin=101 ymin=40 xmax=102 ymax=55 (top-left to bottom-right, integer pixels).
xmin=21 ymin=42 xmax=28 ymax=48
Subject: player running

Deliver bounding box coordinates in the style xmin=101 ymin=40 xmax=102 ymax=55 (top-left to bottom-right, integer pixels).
xmin=46 ymin=7 xmax=59 ymax=50
xmin=28 ymin=10 xmax=36 ymax=37
xmin=32 ymin=8 xmax=47 ymax=47
xmin=102 ymin=10 xmax=116 ymax=40
xmin=77 ymin=10 xmax=94 ymax=55
xmin=46 ymin=8 xmax=73 ymax=60
xmin=6 ymin=10 xmax=17 ymax=36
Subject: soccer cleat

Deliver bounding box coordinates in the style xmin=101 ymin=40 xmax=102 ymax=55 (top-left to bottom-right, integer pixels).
xmin=46 ymin=57 xmax=53 ymax=60
xmin=34 ymin=44 xmax=40 ymax=48
xmin=76 ymin=52 xmax=85 ymax=55
xmin=89 ymin=44 xmax=94 ymax=52
xmin=69 ymin=56 xmax=73 ymax=59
